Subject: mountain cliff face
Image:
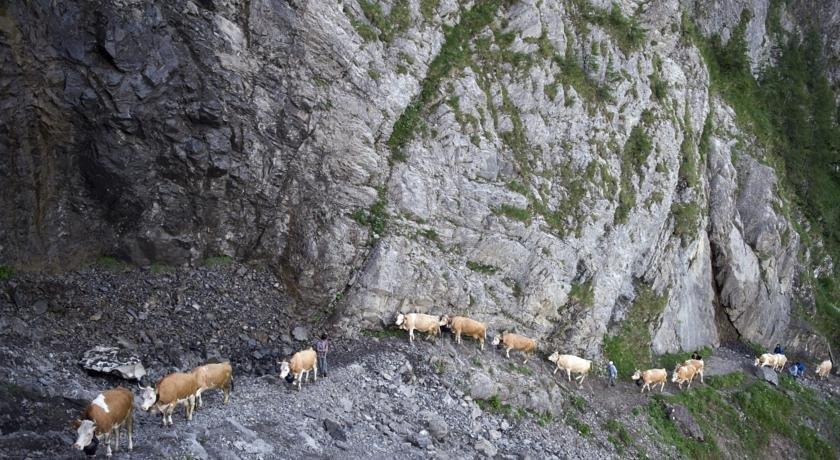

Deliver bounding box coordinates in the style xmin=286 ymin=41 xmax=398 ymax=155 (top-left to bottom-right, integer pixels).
xmin=1 ymin=0 xmax=837 ymax=357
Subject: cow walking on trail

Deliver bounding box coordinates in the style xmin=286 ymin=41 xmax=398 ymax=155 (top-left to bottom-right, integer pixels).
xmin=73 ymin=387 xmax=134 ymax=457
xmin=139 ymin=373 xmax=200 ymax=426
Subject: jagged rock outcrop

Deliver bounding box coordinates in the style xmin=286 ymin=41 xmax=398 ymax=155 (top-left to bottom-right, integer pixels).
xmin=0 ymin=0 xmax=834 ymax=356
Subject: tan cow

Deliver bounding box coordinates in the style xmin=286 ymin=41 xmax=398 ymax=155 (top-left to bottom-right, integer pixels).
xmin=441 ymin=315 xmax=487 ymax=350
xmin=139 ymin=372 xmax=200 ymax=426
xmin=492 ymin=332 xmax=537 ymax=364
xmin=683 ymin=359 xmax=705 ymax=384
xmin=279 ymin=347 xmax=318 ymax=391
xmin=72 ymin=387 xmax=134 ymax=457
xmin=671 ymin=364 xmax=697 ymax=390
xmin=192 ymin=361 xmax=233 ymax=408
xmin=816 ymin=360 xmax=832 ymax=379
xmin=632 ymin=369 xmax=667 ymax=393
xmin=547 ymin=353 xmax=592 ymax=387
xmin=396 ymin=313 xmax=446 ymax=343
xmin=754 ymin=353 xmax=786 ymax=371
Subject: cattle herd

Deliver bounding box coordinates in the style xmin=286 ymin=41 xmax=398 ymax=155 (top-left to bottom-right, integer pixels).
xmin=72 ymin=312 xmax=834 ymax=457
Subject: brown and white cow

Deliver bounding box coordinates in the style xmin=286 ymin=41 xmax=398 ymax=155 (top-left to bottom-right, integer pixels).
xmin=72 ymin=387 xmax=134 ymax=457
xmin=139 ymin=372 xmax=200 ymax=426
xmin=191 ymin=361 xmax=234 ymax=408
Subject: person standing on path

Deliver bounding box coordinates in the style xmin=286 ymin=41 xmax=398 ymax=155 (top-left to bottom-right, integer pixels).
xmin=607 ymin=361 xmax=618 ymax=387
xmin=314 ymin=334 xmax=330 ymax=378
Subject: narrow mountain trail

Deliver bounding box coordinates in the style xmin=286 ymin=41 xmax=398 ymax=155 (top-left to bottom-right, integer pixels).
xmin=3 ymin=325 xmax=837 ymax=459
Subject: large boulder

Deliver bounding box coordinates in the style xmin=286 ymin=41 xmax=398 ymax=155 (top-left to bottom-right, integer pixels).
xmin=79 ymin=346 xmax=146 ymax=380
xmin=469 ymin=372 xmax=496 ymax=400
xmin=755 ymin=366 xmax=779 ymax=386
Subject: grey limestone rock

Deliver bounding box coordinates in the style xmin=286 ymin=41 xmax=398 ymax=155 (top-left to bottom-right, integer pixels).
xmin=1 ymin=0 xmax=835 ymax=361
xmin=79 ymin=346 xmax=146 ymax=380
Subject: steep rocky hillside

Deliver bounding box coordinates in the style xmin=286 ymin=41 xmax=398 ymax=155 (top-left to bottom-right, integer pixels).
xmin=1 ymin=0 xmax=839 ymax=412
xmin=1 ymin=265 xmax=838 ymax=458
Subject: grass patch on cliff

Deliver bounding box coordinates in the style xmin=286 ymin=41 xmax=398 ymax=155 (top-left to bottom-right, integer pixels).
xmin=571 ymin=1 xmax=646 ymax=53
xmin=614 ymin=125 xmax=653 ymax=224
xmin=352 ymin=0 xmax=411 ymax=44
xmin=350 ymin=189 xmax=389 ymax=238
xmin=604 ymin=284 xmax=668 ymax=377
xmin=0 ymin=266 xmax=13 ymax=281
xmin=568 ymin=280 xmax=594 ymax=308
xmin=387 ymin=0 xmax=506 ymax=160
xmin=476 ymin=394 xmax=512 ymax=416
xmin=647 ymin=371 xmax=838 ymax=458
xmin=671 ymin=201 xmax=701 ymax=242
xmin=604 ymin=419 xmax=633 ymax=453
xmin=94 ymin=256 xmax=130 ymax=272
xmin=552 ymin=52 xmax=613 ymax=105
xmin=494 ymin=204 xmax=531 ymax=223
xmin=467 ymin=261 xmax=498 ymax=275
xmin=203 ymin=255 xmax=233 ymax=268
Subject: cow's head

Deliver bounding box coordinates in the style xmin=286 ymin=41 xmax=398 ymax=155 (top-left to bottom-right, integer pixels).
xmin=439 ymin=314 xmax=451 ymax=326
xmin=547 ymin=351 xmax=559 ymax=364
xmin=491 ymin=334 xmax=503 ymax=347
xmin=753 ymin=358 xmax=760 ymax=367
xmin=138 ymin=384 xmax=158 ymax=411
xmin=278 ymin=361 xmax=291 ymax=379
xmin=72 ymin=419 xmax=98 ymax=452
xmin=671 ymin=367 xmax=684 ymax=382
xmin=395 ymin=314 xmax=405 ymax=326
xmin=631 ymin=370 xmax=641 ymax=381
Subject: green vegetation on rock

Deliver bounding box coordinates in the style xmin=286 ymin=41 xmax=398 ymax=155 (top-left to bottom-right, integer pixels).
xmin=604 ymin=284 xmax=668 ymax=377
xmin=467 ymin=261 xmax=498 ymax=275
xmin=614 ymin=125 xmax=652 ymax=224
xmin=648 ymin=372 xmax=838 ymax=458
xmin=388 ymin=0 xmax=508 ymax=161
xmin=683 ymin=9 xmax=840 ymax=348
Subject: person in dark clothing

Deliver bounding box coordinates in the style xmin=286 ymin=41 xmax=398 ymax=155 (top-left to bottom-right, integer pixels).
xmin=773 ymin=344 xmax=784 ymax=354
xmin=313 ymin=334 xmax=330 ymax=377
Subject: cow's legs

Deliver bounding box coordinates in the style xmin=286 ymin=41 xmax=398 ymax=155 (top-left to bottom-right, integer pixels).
xmin=660 ymin=381 xmax=665 ymax=392
xmin=505 ymin=348 xmax=511 ymax=359
xmin=127 ymin=408 xmax=134 ymax=451
xmin=113 ymin=425 xmax=119 ymax=452
xmin=167 ymin=405 xmax=175 ymax=426
xmin=578 ymin=374 xmax=586 ymax=386
xmin=409 ymin=328 xmax=415 ymax=344
xmin=314 ymin=363 xmax=318 ymax=382
xmin=103 ymin=432 xmax=113 ymax=457
xmin=196 ymin=389 xmax=204 ymax=409
xmin=223 ymin=384 xmax=230 ymax=404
